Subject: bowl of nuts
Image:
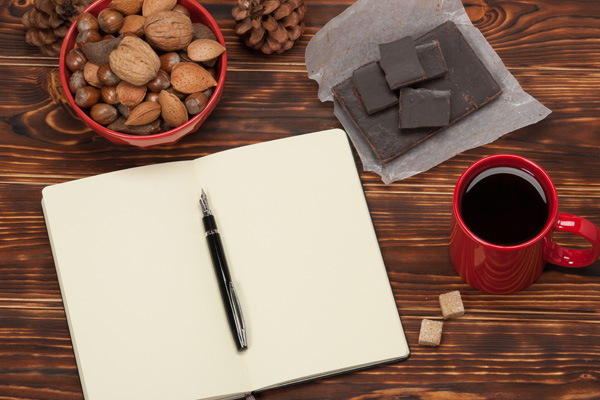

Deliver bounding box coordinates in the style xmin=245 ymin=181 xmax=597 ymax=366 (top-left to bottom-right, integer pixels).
xmin=59 ymin=0 xmax=226 ymax=148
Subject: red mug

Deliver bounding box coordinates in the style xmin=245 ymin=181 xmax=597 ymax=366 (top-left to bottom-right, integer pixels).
xmin=449 ymin=154 xmax=600 ymax=294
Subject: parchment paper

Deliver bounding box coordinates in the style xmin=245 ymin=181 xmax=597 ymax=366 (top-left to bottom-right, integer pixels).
xmin=305 ymin=0 xmax=551 ymax=184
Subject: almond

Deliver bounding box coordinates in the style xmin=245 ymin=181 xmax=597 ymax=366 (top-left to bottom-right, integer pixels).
xmin=119 ymin=14 xmax=146 ymax=36
xmin=109 ymin=0 xmax=144 ymax=16
xmin=126 ymin=101 xmax=161 ymax=125
xmin=170 ymin=62 xmax=217 ymax=94
xmin=142 ymin=0 xmax=177 ymax=17
xmin=187 ymin=39 xmax=225 ymax=63
xmin=116 ymin=81 xmax=147 ymax=107
xmin=158 ymin=90 xmax=188 ymax=127
xmin=83 ymin=62 xmax=102 ymax=87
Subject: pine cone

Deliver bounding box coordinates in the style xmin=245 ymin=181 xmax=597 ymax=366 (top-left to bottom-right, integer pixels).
xmin=232 ymin=0 xmax=306 ymax=55
xmin=22 ymin=0 xmax=91 ymax=56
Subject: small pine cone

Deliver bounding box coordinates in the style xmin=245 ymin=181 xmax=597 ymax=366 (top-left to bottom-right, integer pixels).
xmin=22 ymin=0 xmax=92 ymax=57
xmin=232 ymin=0 xmax=306 ymax=55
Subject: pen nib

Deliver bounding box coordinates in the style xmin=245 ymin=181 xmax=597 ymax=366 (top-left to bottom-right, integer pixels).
xmin=199 ymin=189 xmax=210 ymax=213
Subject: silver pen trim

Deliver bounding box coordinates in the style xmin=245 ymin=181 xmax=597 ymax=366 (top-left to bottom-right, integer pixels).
xmin=229 ymin=281 xmax=247 ymax=349
xmin=199 ymin=189 xmax=212 ymax=217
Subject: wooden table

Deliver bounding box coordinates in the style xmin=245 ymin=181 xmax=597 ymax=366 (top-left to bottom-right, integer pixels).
xmin=1 ymin=0 xmax=599 ymax=398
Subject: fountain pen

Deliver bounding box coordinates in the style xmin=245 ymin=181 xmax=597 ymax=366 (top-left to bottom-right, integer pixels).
xmin=199 ymin=189 xmax=247 ymax=351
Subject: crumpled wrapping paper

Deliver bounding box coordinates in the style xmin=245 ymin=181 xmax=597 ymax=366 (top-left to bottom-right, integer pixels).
xmin=305 ymin=0 xmax=551 ymax=184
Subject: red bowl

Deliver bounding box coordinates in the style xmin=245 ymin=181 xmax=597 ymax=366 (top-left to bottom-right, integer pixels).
xmin=59 ymin=0 xmax=226 ymax=148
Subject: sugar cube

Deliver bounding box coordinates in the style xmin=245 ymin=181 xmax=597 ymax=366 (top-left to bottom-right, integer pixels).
xmin=418 ymin=319 xmax=443 ymax=347
xmin=439 ymin=290 xmax=465 ymax=319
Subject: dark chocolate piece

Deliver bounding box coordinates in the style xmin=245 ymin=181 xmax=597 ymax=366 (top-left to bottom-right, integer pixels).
xmin=415 ymin=21 xmax=501 ymax=121
xmin=333 ymin=77 xmax=436 ymax=163
xmin=415 ymin=40 xmax=447 ymax=81
xmin=399 ymin=88 xmax=451 ymax=129
xmin=378 ymin=36 xmax=426 ymax=90
xmin=352 ymin=62 xmax=398 ymax=114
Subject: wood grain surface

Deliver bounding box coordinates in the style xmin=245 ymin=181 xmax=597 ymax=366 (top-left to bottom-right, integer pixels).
xmin=1 ymin=0 xmax=599 ymax=399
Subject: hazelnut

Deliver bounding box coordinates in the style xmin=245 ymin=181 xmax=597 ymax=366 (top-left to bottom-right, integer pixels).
xmin=185 ymin=91 xmax=208 ymax=115
xmin=75 ymin=86 xmax=100 ymax=108
xmin=90 ymin=103 xmax=119 ymax=125
xmin=146 ymin=92 xmax=160 ymax=102
xmin=68 ymin=70 xmax=87 ymax=94
xmin=76 ymin=29 xmax=102 ymax=47
xmin=159 ymin=52 xmax=180 ymax=73
xmin=76 ymin=12 xmax=99 ymax=32
xmin=101 ymin=85 xmax=119 ymax=104
xmin=98 ymin=9 xmax=124 ymax=34
xmin=147 ymin=69 xmax=170 ymax=92
xmin=97 ymin=64 xmax=121 ymax=86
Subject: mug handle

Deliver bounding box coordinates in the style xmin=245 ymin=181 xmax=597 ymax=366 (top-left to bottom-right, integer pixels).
xmin=547 ymin=213 xmax=600 ymax=268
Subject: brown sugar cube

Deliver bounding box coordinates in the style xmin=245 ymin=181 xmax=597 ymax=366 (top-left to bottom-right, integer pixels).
xmin=418 ymin=319 xmax=443 ymax=347
xmin=439 ymin=290 xmax=465 ymax=319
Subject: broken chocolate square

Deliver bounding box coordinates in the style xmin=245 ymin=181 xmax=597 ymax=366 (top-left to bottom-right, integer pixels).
xmin=415 ymin=40 xmax=447 ymax=81
xmin=352 ymin=61 xmax=398 ymax=114
xmin=415 ymin=21 xmax=501 ymax=121
xmin=378 ymin=36 xmax=426 ymax=90
xmin=400 ymin=88 xmax=451 ymax=129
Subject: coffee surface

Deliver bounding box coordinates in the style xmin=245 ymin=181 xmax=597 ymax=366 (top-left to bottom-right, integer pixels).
xmin=460 ymin=167 xmax=548 ymax=246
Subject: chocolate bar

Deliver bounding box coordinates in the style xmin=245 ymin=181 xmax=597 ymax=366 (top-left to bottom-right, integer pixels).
xmin=333 ymin=78 xmax=436 ymax=163
xmin=399 ymin=88 xmax=451 ymax=129
xmin=352 ymin=62 xmax=398 ymax=114
xmin=378 ymin=36 xmax=426 ymax=90
xmin=333 ymin=21 xmax=501 ymax=164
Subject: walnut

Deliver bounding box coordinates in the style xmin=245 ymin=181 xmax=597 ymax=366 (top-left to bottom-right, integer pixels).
xmin=144 ymin=11 xmax=194 ymax=52
xmin=108 ymin=35 xmax=160 ymax=86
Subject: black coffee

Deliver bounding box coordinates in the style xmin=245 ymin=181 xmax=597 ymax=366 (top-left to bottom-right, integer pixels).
xmin=460 ymin=167 xmax=549 ymax=246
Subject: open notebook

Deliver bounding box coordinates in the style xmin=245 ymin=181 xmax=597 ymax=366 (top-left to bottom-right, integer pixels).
xmin=42 ymin=129 xmax=409 ymax=400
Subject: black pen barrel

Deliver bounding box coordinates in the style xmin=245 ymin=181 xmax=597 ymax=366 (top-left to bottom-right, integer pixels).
xmin=203 ymin=215 xmax=241 ymax=349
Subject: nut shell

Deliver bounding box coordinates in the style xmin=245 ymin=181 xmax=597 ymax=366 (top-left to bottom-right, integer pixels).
xmin=144 ymin=11 xmax=194 ymax=51
xmin=119 ymin=14 xmax=146 ymax=36
xmin=116 ymin=80 xmax=147 ymax=107
xmin=171 ymin=62 xmax=217 ymax=94
xmin=126 ymin=101 xmax=162 ymax=125
xmin=187 ymin=39 xmax=225 ymax=62
xmin=142 ymin=0 xmax=178 ymax=17
xmin=158 ymin=89 xmax=188 ymax=127
xmin=109 ymin=0 xmax=144 ymax=16
xmin=109 ymin=36 xmax=160 ymax=85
